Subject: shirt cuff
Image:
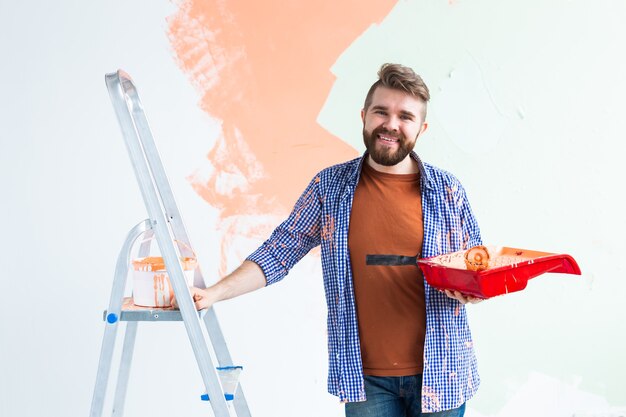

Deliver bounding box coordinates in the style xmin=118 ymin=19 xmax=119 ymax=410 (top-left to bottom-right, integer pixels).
xmin=246 ymin=244 xmax=288 ymax=286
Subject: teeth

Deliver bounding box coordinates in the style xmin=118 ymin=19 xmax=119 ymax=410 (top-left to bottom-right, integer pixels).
xmin=379 ymin=135 xmax=398 ymax=142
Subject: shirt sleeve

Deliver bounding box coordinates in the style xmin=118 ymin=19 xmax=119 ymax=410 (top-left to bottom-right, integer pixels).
xmin=246 ymin=175 xmax=323 ymax=285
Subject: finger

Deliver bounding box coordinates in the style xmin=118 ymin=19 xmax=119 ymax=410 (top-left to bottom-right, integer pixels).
xmin=171 ymin=294 xmax=178 ymax=308
xmin=444 ymin=289 xmax=465 ymax=304
xmin=453 ymin=290 xmax=469 ymax=304
xmin=446 ymin=289 xmax=461 ymax=302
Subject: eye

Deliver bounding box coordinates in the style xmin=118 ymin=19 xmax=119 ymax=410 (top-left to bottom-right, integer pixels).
xmin=374 ymin=110 xmax=387 ymax=116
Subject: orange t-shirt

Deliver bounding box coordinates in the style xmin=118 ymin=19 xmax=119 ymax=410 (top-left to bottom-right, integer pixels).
xmin=348 ymin=162 xmax=426 ymax=376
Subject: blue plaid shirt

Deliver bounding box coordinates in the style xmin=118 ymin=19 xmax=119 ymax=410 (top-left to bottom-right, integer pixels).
xmin=247 ymin=152 xmax=482 ymax=412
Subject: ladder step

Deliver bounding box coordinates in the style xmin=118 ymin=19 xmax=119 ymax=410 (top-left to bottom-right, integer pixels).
xmin=103 ymin=297 xmax=207 ymax=322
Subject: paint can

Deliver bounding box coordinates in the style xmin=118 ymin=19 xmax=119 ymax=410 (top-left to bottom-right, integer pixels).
xmin=131 ymin=256 xmax=197 ymax=307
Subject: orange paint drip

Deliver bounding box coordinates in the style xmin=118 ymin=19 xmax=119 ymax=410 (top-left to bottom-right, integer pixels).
xmin=167 ymin=0 xmax=397 ymax=220
xmin=153 ymin=273 xmax=168 ymax=307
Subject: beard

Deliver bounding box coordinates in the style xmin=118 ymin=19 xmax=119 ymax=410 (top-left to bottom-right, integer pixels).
xmin=362 ymin=125 xmax=417 ymax=166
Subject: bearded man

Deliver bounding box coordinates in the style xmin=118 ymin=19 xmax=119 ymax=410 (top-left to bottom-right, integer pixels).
xmin=183 ymin=63 xmax=483 ymax=417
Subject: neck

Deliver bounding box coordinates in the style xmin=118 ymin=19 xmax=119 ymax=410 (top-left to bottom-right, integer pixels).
xmin=366 ymin=154 xmax=418 ymax=175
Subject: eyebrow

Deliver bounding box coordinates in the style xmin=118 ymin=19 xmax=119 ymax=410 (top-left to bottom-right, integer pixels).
xmin=370 ymin=105 xmax=417 ymax=119
xmin=370 ymin=105 xmax=388 ymax=112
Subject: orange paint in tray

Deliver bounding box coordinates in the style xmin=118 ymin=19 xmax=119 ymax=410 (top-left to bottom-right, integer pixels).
xmin=132 ymin=256 xmax=197 ymax=307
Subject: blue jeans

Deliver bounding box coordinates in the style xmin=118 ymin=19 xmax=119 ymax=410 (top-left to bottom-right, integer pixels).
xmin=345 ymin=375 xmax=466 ymax=417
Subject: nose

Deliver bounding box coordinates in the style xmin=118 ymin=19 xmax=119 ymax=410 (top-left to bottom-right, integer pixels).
xmin=382 ymin=115 xmax=400 ymax=131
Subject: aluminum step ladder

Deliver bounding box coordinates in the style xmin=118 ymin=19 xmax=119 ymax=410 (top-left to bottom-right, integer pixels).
xmin=89 ymin=70 xmax=251 ymax=417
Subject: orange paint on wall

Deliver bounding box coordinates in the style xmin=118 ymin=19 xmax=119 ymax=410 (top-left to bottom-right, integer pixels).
xmin=167 ymin=1 xmax=397 ymax=218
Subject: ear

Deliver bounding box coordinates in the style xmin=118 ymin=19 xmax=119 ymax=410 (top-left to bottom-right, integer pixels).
xmin=419 ymin=121 xmax=428 ymax=135
xmin=360 ymin=108 xmax=365 ymax=123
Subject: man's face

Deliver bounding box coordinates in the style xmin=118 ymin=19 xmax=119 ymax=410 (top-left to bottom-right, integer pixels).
xmin=361 ymin=86 xmax=428 ymax=167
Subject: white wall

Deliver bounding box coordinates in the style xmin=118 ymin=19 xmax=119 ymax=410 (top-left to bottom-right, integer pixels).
xmin=0 ymin=1 xmax=624 ymax=417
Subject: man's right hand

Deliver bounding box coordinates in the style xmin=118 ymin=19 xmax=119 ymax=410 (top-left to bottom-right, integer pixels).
xmin=189 ymin=286 xmax=214 ymax=310
xmin=171 ymin=287 xmax=215 ymax=310
xmin=171 ymin=260 xmax=267 ymax=310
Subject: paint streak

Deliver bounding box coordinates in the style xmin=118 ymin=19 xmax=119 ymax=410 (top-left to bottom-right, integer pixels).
xmin=167 ymin=0 xmax=397 ymax=221
xmin=153 ymin=273 xmax=169 ymax=307
xmin=445 ymin=185 xmax=456 ymax=203
xmin=321 ymin=215 xmax=336 ymax=252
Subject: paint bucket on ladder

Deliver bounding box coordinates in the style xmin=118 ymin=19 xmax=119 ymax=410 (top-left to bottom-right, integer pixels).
xmin=131 ymin=255 xmax=197 ymax=308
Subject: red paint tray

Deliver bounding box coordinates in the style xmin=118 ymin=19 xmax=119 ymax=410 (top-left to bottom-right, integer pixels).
xmin=417 ymin=247 xmax=581 ymax=298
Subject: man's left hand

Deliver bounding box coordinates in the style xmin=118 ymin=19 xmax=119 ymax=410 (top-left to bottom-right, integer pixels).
xmin=444 ymin=289 xmax=484 ymax=304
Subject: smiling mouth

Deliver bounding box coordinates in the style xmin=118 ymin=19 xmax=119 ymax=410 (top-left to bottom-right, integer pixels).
xmin=377 ymin=133 xmax=400 ymax=144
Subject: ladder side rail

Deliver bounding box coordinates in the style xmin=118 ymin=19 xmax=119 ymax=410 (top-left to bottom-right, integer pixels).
xmin=111 ymin=233 xmax=152 ymax=417
xmin=105 ymin=73 xmax=170 ymax=234
xmin=111 ymin=322 xmax=137 ymax=417
xmin=105 ymin=71 xmax=231 ymax=417
xmin=90 ymin=220 xmax=151 ymax=417
xmin=115 ymin=72 xmax=197 ymax=264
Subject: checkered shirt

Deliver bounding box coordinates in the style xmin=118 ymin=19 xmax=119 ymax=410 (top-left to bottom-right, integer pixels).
xmin=247 ymin=152 xmax=482 ymax=412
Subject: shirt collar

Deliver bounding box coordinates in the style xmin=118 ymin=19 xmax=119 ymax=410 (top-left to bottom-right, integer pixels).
xmin=353 ymin=151 xmax=434 ymax=190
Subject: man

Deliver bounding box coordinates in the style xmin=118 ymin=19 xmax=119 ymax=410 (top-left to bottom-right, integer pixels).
xmin=186 ymin=63 xmax=483 ymax=416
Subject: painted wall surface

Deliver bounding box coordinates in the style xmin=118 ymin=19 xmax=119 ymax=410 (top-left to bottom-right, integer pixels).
xmin=1 ymin=1 xmax=625 ymax=416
